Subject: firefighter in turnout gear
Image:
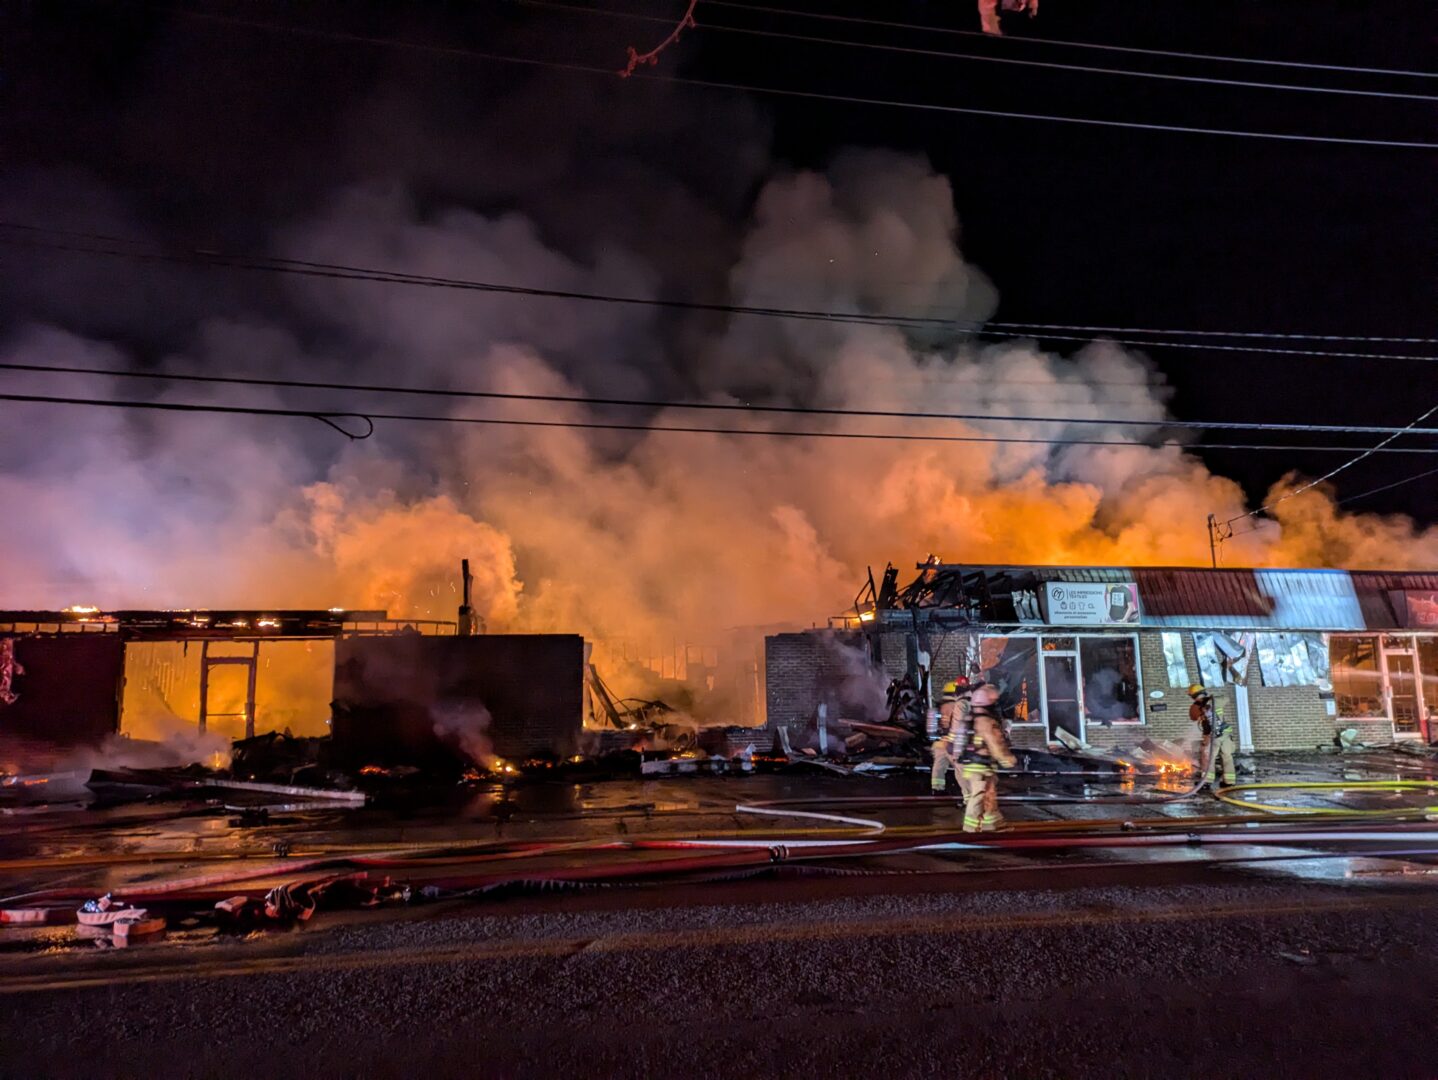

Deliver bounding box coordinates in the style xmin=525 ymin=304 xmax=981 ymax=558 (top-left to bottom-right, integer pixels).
xmin=1189 ymin=683 xmax=1236 ymax=789
xmin=957 ymin=683 xmax=1018 ymax=831
xmin=931 ymin=678 xmax=972 ymax=792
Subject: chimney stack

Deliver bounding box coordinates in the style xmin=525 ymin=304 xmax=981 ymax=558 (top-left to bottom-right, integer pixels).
xmin=457 ymin=558 xmax=477 ymax=636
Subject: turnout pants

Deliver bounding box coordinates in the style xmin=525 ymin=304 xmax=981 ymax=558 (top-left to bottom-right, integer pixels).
xmin=959 ymin=763 xmax=1003 ymax=832
xmin=1205 ymin=730 xmax=1237 ymax=787
xmin=931 ymin=743 xmax=956 ymax=792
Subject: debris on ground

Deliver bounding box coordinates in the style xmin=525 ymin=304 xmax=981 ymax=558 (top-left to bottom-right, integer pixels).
xmin=112 ymin=916 xmax=167 ymax=945
xmin=1394 ymin=742 xmax=1438 ymax=759
xmin=1335 ymin=728 xmax=1366 ymax=751
xmin=204 ymin=778 xmax=366 ymax=803
xmin=77 ymin=894 xmax=148 ymax=927
xmin=230 ymin=731 xmax=329 ymax=784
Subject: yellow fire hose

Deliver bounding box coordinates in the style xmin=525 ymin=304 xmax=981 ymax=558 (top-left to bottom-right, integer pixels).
xmin=1214 ymin=779 xmax=1438 ymax=816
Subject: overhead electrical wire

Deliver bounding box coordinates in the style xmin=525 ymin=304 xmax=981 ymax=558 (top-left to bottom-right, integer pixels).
xmin=162 ymin=8 xmax=1438 ymax=149
xmin=972 ymin=322 xmax=1438 ymax=345
xmin=1218 ymin=401 xmax=1438 ymax=529
xmin=6 ymin=391 xmax=1438 ymax=454
xmin=5 ymin=359 xmax=1438 ymax=439
xmin=1331 ymin=464 xmax=1438 ymax=508
xmin=1 ymin=223 xmax=1432 ymax=363
xmin=515 ymin=0 xmax=1438 ymax=103
xmin=699 ymin=0 xmax=1438 ymax=81
xmin=1254 ymin=402 xmax=1438 ymax=512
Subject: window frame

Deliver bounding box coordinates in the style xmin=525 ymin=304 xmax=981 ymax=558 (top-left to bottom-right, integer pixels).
xmin=981 ymin=631 xmax=1146 ymax=731
xmin=1327 ymin=633 xmax=1390 ymax=722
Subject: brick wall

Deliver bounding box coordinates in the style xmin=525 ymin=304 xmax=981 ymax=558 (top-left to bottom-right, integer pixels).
xmin=1246 ymin=658 xmax=1392 ymax=750
xmin=764 ymin=630 xmax=879 ymax=727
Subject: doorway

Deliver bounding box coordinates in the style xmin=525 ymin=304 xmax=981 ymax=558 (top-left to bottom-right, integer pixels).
xmin=1042 ymin=648 xmax=1083 ymax=745
xmin=200 ymin=641 xmax=258 ymax=739
xmin=1383 ymin=645 xmax=1423 ymax=739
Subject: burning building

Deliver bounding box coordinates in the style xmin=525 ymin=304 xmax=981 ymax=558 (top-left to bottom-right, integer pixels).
xmin=0 ymin=607 xmax=586 ymax=765
xmin=767 ymin=563 xmax=1438 ymax=752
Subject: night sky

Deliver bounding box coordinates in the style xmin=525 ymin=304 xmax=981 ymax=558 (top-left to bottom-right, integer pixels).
xmin=2 ymin=0 xmax=1434 ymax=526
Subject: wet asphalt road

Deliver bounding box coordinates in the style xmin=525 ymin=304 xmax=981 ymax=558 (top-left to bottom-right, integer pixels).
xmin=4 ymin=865 xmax=1438 ymax=1080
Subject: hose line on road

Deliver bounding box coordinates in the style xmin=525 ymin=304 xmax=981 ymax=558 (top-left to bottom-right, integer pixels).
xmin=1214 ymin=779 xmax=1438 ymax=816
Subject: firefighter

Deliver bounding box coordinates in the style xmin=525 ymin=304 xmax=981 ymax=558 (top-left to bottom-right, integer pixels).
xmin=957 ymin=683 xmax=1018 ymax=831
xmin=1189 ymin=683 xmax=1236 ymax=789
xmin=930 ymin=678 xmax=972 ymax=792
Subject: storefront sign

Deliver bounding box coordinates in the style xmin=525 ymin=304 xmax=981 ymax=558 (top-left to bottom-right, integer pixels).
xmin=1043 ymin=582 xmax=1140 ymax=625
xmin=1392 ymin=590 xmax=1438 ymax=628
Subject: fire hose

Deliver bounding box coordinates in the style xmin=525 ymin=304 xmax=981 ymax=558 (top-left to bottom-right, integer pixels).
xmin=1213 ymin=779 xmax=1438 ymax=816
xmin=736 ymin=740 xmax=1221 ymax=833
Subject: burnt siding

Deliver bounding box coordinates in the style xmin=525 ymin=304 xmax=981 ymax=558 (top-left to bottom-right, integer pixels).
xmin=0 ymin=635 xmax=122 ymax=744
xmin=331 ymin=635 xmax=584 ymax=764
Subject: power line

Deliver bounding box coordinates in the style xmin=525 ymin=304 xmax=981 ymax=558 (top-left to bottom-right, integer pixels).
xmin=0 ymin=226 xmax=938 ymax=332
xmin=6 ymin=391 xmax=1438 ymax=453
xmin=1211 ymin=459 xmax=1438 ymax=552
xmin=517 ymin=0 xmax=1438 ymax=103
xmin=978 ymin=322 xmax=1438 ymax=345
xmin=1217 ymin=400 xmax=1438 ymax=530
xmin=978 ymin=332 xmax=1437 ymax=363
xmin=649 ymin=67 xmax=1438 ymax=150
xmin=164 ymin=8 xmax=1438 ymax=150
xmin=4 ymin=223 xmax=1434 ymax=363
xmin=701 ymin=0 xmax=1438 ymax=81
xmin=6 ymin=359 xmax=1438 ymax=438
xmin=1333 ymin=464 xmax=1438 ymax=508
xmin=1252 ymin=402 xmax=1438 ymax=515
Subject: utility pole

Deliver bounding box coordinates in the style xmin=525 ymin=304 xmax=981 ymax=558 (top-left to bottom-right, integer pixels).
xmin=1207 ymin=514 xmax=1219 ymax=568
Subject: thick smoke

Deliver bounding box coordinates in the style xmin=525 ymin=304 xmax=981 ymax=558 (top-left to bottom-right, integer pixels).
xmin=431 ymin=701 xmax=496 ymax=768
xmin=3 ymin=141 xmax=1436 ymax=718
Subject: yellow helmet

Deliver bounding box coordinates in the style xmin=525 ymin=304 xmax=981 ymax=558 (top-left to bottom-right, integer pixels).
xmin=1188 ymin=684 xmax=1207 ymax=697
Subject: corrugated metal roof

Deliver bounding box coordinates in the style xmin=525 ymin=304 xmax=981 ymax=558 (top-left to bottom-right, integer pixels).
xmin=920 ymin=564 xmax=1435 ymax=630
xmin=1134 ymin=569 xmax=1270 ymax=618
xmin=1019 ymin=566 xmax=1369 ymax=628
xmin=1137 ymin=569 xmax=1365 ymax=630
xmin=1350 ymin=571 xmax=1438 ymax=629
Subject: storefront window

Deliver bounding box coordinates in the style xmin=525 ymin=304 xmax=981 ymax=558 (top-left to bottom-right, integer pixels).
xmin=1080 ymin=637 xmax=1141 ymax=724
xmin=1420 ymin=638 xmax=1438 ymax=730
xmin=1193 ymin=632 xmax=1253 ymax=686
xmin=1160 ymin=632 xmax=1189 ymax=687
xmin=1255 ymin=632 xmax=1328 ymax=687
xmin=983 ymin=637 xmax=1040 ymax=725
xmin=1330 ymin=636 xmax=1383 ymax=718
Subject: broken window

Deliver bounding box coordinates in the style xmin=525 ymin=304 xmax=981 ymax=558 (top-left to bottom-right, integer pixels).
xmin=1080 ymin=637 xmax=1141 ymax=724
xmin=1160 ymin=632 xmax=1189 ymax=687
xmin=1192 ymin=632 xmax=1253 ymax=686
xmin=982 ymin=636 xmax=1040 ymax=725
xmin=1254 ymin=632 xmax=1326 ymax=687
xmin=1330 ymin=636 xmax=1383 ymax=718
